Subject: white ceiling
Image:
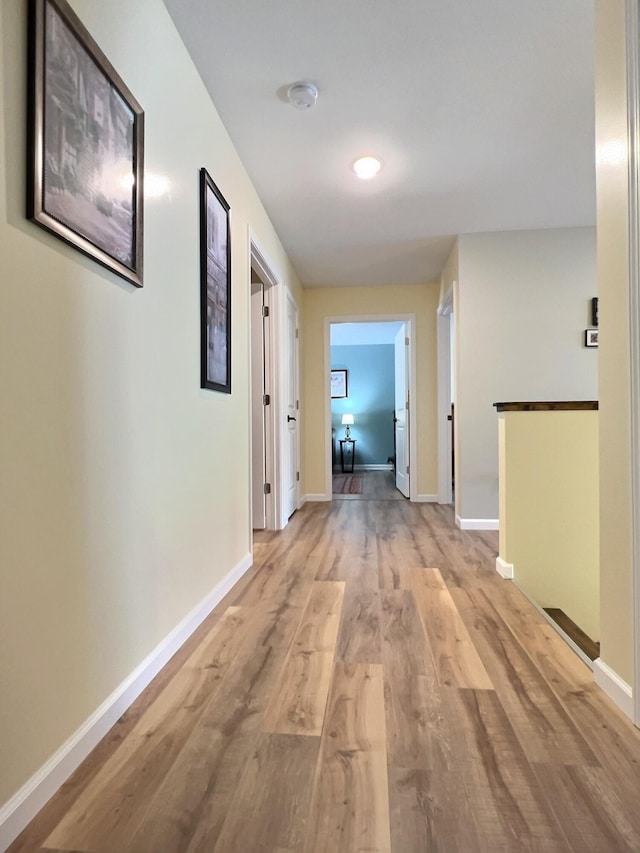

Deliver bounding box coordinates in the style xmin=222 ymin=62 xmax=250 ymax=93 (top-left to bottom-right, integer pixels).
xmin=164 ymin=0 xmax=596 ymax=289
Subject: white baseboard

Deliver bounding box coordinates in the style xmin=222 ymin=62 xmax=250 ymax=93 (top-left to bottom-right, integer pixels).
xmin=304 ymin=493 xmax=331 ymax=502
xmin=413 ymin=494 xmax=438 ymax=503
xmin=0 ymin=552 xmax=252 ymax=852
xmin=593 ymin=658 xmax=634 ymax=720
xmin=495 ymin=556 xmax=514 ymax=578
xmin=456 ymin=515 xmax=499 ymax=531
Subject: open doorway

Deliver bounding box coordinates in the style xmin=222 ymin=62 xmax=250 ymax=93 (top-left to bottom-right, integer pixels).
xmin=250 ymin=263 xmax=273 ymax=530
xmin=328 ymin=318 xmax=415 ymax=500
xmin=250 ymin=235 xmax=298 ymax=531
xmin=249 ymin=235 xmax=300 ymax=531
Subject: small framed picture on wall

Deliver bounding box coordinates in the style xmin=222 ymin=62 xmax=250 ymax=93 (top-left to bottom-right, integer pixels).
xmin=331 ymin=369 xmax=348 ymax=398
xmin=585 ymin=329 xmax=598 ymax=348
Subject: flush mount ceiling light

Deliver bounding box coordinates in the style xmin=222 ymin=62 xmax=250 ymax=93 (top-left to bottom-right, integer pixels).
xmin=287 ymin=82 xmax=318 ymax=110
xmin=353 ymin=156 xmax=383 ymax=180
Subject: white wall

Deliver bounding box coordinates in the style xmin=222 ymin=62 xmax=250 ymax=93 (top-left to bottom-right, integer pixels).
xmin=0 ymin=0 xmax=301 ymax=818
xmin=455 ymin=227 xmax=597 ymax=522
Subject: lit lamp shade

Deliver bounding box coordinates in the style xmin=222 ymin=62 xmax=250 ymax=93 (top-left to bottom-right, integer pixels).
xmin=341 ymin=413 xmax=354 ymax=438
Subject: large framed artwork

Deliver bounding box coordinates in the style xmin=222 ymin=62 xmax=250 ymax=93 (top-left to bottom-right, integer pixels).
xmin=200 ymin=168 xmax=231 ymax=393
xmin=28 ymin=0 xmax=144 ymax=287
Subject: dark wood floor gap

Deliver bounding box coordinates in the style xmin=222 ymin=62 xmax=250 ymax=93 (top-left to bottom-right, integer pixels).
xmin=544 ymin=607 xmax=601 ymax=661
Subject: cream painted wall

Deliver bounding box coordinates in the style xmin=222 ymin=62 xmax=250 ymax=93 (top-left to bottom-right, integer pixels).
xmin=0 ymin=0 xmax=301 ymax=808
xmin=594 ymin=0 xmax=634 ymax=684
xmin=456 ymin=227 xmax=598 ymax=522
xmin=302 ymin=284 xmax=440 ymax=499
xmin=499 ymin=410 xmax=600 ymax=642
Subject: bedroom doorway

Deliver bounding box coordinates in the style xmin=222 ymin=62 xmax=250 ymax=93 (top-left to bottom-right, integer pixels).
xmin=327 ymin=316 xmax=416 ymax=501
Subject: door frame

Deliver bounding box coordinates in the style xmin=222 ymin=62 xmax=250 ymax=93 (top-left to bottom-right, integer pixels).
xmin=249 ymin=230 xmax=287 ymax=530
xmin=437 ymin=284 xmax=454 ymax=504
xmin=250 ymin=278 xmax=267 ymax=529
xmin=626 ymin=0 xmax=640 ymax=726
xmin=324 ymin=314 xmax=417 ymax=500
xmin=285 ymin=289 xmax=301 ymax=517
xmin=394 ymin=322 xmax=411 ymax=497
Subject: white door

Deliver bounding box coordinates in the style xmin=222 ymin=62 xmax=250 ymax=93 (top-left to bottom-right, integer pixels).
xmin=250 ymin=281 xmax=266 ymax=528
xmin=394 ymin=324 xmax=410 ymax=497
xmin=285 ymin=292 xmax=300 ymax=517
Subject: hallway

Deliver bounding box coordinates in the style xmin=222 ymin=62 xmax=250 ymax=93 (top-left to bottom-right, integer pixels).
xmin=11 ymin=501 xmax=640 ymax=852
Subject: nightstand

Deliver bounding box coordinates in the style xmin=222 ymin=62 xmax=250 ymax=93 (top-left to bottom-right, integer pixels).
xmin=339 ymin=439 xmax=356 ymax=473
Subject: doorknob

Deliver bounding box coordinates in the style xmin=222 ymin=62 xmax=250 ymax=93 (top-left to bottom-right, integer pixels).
xmin=287 ymin=415 xmax=297 ymax=422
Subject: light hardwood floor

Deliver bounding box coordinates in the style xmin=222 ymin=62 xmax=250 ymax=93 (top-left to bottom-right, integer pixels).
xmin=9 ymin=499 xmax=640 ymax=852
xmin=332 ymin=469 xmax=406 ymax=500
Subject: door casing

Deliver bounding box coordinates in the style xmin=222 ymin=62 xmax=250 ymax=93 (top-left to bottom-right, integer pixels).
xmin=250 ymin=277 xmax=267 ymax=528
xmin=249 ymin=231 xmax=290 ymax=530
xmin=323 ymin=314 xmax=417 ymax=500
xmin=394 ymin=323 xmax=410 ymax=497
xmin=285 ymin=290 xmax=301 ymax=517
xmin=437 ymin=284 xmax=454 ymax=504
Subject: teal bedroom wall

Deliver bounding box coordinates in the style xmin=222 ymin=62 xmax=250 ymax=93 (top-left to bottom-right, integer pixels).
xmin=331 ymin=344 xmax=394 ymax=466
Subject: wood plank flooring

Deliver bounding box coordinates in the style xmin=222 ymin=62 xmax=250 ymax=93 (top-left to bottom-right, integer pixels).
xmin=9 ymin=482 xmax=640 ymax=852
xmin=332 ymin=469 xmax=405 ymax=500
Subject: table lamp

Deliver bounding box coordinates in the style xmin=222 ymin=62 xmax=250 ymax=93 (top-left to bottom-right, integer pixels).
xmin=341 ymin=413 xmax=354 ymax=439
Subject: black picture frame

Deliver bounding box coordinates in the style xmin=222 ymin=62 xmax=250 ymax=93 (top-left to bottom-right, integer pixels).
xmin=331 ymin=369 xmax=348 ymax=398
xmin=28 ymin=0 xmax=144 ymax=287
xmin=200 ymin=168 xmax=231 ymax=393
xmin=585 ymin=329 xmax=599 ymax=348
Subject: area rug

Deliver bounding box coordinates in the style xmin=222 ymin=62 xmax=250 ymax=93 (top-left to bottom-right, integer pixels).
xmin=333 ymin=474 xmax=363 ymax=495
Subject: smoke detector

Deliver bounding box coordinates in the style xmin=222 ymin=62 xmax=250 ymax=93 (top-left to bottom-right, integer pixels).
xmin=287 ymin=82 xmax=318 ymax=110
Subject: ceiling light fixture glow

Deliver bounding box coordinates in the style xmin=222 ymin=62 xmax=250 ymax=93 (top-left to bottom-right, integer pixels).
xmin=353 ymin=156 xmax=383 ymax=180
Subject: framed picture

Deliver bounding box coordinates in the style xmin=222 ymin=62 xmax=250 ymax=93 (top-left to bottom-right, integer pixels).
xmin=331 ymin=369 xmax=348 ymax=398
xmin=28 ymin=0 xmax=144 ymax=287
xmin=591 ymin=297 xmax=599 ymax=327
xmin=585 ymin=329 xmax=599 ymax=348
xmin=200 ymin=168 xmax=231 ymax=393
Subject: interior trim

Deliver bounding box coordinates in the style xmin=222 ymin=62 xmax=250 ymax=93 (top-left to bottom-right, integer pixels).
xmin=324 ymin=314 xmax=418 ymax=502
xmin=594 ymin=658 xmax=634 ymax=720
xmin=0 ymin=552 xmax=252 ymax=851
xmin=437 ymin=285 xmax=454 ymax=504
xmin=456 ymin=516 xmax=499 ymax=531
xmin=626 ymin=0 xmax=640 ymax=728
xmin=493 ymin=401 xmax=598 ymax=412
xmin=496 ymin=556 xmax=514 ymax=578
